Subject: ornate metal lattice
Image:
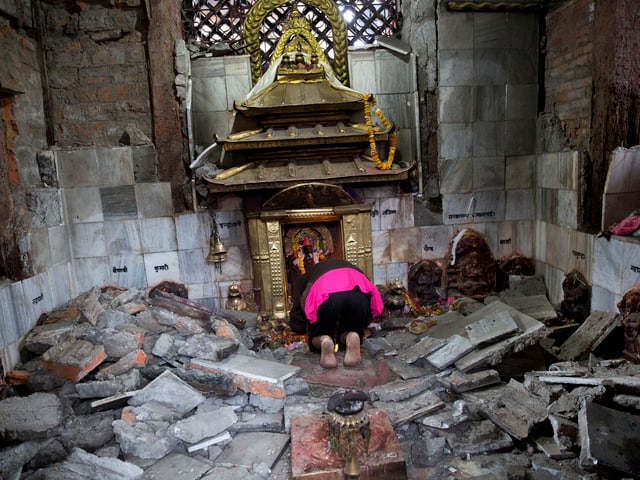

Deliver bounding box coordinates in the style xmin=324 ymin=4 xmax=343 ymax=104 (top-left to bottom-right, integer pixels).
xmin=182 ymin=0 xmax=399 ymax=61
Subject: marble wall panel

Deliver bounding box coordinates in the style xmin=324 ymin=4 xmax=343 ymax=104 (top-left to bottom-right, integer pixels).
xmin=508 ymin=13 xmax=539 ymax=49
xmin=439 ymin=157 xmax=473 ymax=195
xmin=372 ymin=229 xmax=391 ymax=264
xmin=535 ymin=220 xmax=546 ymax=263
xmin=349 ymin=49 xmax=377 ymax=94
xmin=442 ymin=193 xmax=474 ymax=225
xmin=439 ymin=123 xmax=473 ymax=158
xmin=72 ymin=257 xmax=111 ymax=293
xmin=379 ymin=196 xmax=414 ymax=230
xmin=216 ymin=209 xmax=248 ymax=246
xmin=376 ymin=93 xmax=412 ymax=130
xmin=439 ymin=50 xmax=474 ymax=87
xmin=22 ymin=272 xmax=55 ymax=325
xmin=28 ymin=228 xmax=51 ymax=274
xmin=175 ymin=211 xmax=211 ymax=251
xmin=505 ymin=155 xmax=534 ymax=190
xmin=384 ymin=262 xmax=409 ymax=287
xmin=621 ymin=240 xmax=640 ymax=293
xmin=592 ymin=236 xmax=625 ymax=294
xmin=63 ymin=187 xmax=104 ymax=223
xmin=473 ymin=157 xmax=505 ymax=191
xmin=192 ymin=111 xmax=233 ymax=147
xmin=139 ymin=217 xmax=177 ymax=253
xmin=49 ymin=225 xmax=71 ymax=265
xmin=144 ymin=251 xmax=181 ymax=287
xmin=48 ymin=262 xmax=75 ymax=307
xmin=537 ymin=152 xmax=560 ymax=189
xmin=109 ymin=254 xmax=147 ymax=289
xmin=192 ymin=74 xmax=228 ymax=113
xmin=540 ymin=262 xmax=564 ymax=306
xmin=69 ymin=223 xmax=107 ymax=258
xmin=474 ymin=49 xmax=507 ymax=85
xmin=474 ymin=13 xmax=508 ymax=48
xmin=506 ymin=189 xmax=534 ymax=221
xmin=438 ymin=11 xmax=473 ymax=50
xmin=505 ymin=119 xmax=536 ymax=156
xmin=590 ymin=284 xmax=619 ymax=314
xmin=375 ymin=50 xmax=412 ymax=93
xmin=368 ymin=198 xmax=382 ymax=232
xmin=217 ymin=193 xmax=243 ymax=210
xmin=557 ymin=190 xmax=578 ymax=229
xmin=136 ymin=183 xmax=174 ymax=218
xmin=473 ymin=121 xmax=505 ymax=157
xmin=439 ymin=86 xmax=475 ymax=123
xmin=475 ymin=85 xmax=505 ymax=121
xmin=99 ymin=148 xmax=135 ymax=187
xmin=105 ymin=219 xmax=142 ymax=255
xmin=186 ymin=281 xmax=215 ymax=301
xmin=100 ymin=185 xmax=138 ymax=221
xmin=420 ymin=224 xmax=455 ymax=261
xmin=0 ymin=282 xmax=26 ymax=347
xmin=178 ymin=248 xmax=211 ymax=285
xmin=396 ymin=128 xmax=415 ymax=164
xmin=56 ymin=149 xmax=102 ymax=188
xmin=471 ymin=190 xmax=506 ymax=222
xmin=544 ymin=223 xmax=571 ymax=274
xmin=536 ymin=188 xmax=557 ymax=225
xmin=567 ymin=230 xmax=593 ymax=284
xmin=213 ymin=244 xmax=252 ymax=283
xmin=389 ymin=227 xmax=422 ymax=263
xmin=507 ymin=49 xmax=538 ymax=85
xmin=224 ymin=56 xmax=251 ymax=108
xmin=506 ymin=85 xmax=538 ymax=120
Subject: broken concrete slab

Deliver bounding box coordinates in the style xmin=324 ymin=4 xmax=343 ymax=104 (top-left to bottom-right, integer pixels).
xmin=420 ymin=401 xmax=469 ymax=429
xmin=395 ymin=335 xmax=446 ymax=364
xmin=177 ymin=332 xmax=239 ymax=361
xmin=445 ymin=419 xmax=513 ymax=456
xmin=578 ymin=401 xmax=640 ymax=475
xmin=454 ymin=300 xmax=546 ymax=372
xmin=42 ymin=337 xmax=106 ymax=382
xmin=189 ymin=354 xmax=299 ymax=399
xmin=464 ymin=309 xmax=520 ymax=346
xmin=0 ymin=392 xmax=63 ymax=441
xmin=128 ymin=370 xmax=205 ymax=416
xmin=171 ymin=405 xmax=237 ymax=443
xmin=140 ymin=452 xmax=210 ymax=480
xmin=22 ymin=447 xmax=143 ymax=480
xmin=475 ymin=379 xmax=548 ymax=440
xmin=385 ymin=357 xmax=433 ymax=380
xmin=369 ymin=375 xmax=436 ymax=402
xmin=424 ymin=334 xmax=474 ymax=370
xmin=557 ymin=311 xmax=622 ymax=361
xmin=112 ymin=408 xmax=180 ymax=461
xmin=445 ymin=368 xmax=501 ymax=393
xmin=214 ymin=431 xmax=290 ymax=469
xmin=374 ymin=389 xmax=445 ymax=426
xmin=502 ymin=294 xmax=558 ymax=324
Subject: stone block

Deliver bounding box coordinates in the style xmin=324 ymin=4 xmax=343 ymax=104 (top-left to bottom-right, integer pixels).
xmin=0 ymin=392 xmax=63 ymax=441
xmin=215 ymin=431 xmax=290 ymax=470
xmin=129 ymin=370 xmax=205 ymax=416
xmin=42 ymin=337 xmax=106 ymax=382
xmin=189 ymin=354 xmax=300 ymax=399
xmin=172 ymin=406 xmax=237 ymax=444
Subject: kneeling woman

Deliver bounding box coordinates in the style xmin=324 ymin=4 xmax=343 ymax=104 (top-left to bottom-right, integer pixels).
xmin=289 ymin=259 xmax=384 ymax=368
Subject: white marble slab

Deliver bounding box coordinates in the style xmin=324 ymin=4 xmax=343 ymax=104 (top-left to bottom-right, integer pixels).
xmin=139 ymin=217 xmax=177 ymax=253
xmin=144 ymin=251 xmax=181 ymax=286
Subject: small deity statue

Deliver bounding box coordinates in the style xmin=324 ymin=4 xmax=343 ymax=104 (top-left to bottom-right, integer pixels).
xmin=618 ymin=285 xmax=640 ymax=362
xmin=381 ymin=278 xmax=407 ymax=316
xmin=446 ymin=229 xmax=496 ymax=300
xmin=225 ymin=283 xmax=247 ymax=311
xmin=560 ymin=269 xmax=590 ymax=323
xmin=407 ymin=260 xmax=443 ymax=306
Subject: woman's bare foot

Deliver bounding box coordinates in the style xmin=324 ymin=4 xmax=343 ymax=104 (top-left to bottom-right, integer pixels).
xmin=343 ymin=332 xmax=361 ymax=367
xmin=319 ymin=336 xmax=338 ymax=368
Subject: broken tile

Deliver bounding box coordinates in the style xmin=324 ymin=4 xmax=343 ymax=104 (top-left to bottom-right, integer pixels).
xmin=374 ymin=389 xmax=445 ymax=426
xmin=172 ymin=405 xmax=238 ymax=444
xmin=215 ymin=431 xmax=290 ymax=469
xmin=396 ymin=335 xmax=446 ymax=364
xmin=42 ymin=337 xmax=106 ymax=382
xmin=557 ymin=311 xmax=621 ymax=361
xmin=424 ymin=334 xmax=474 ymax=370
xmin=446 ymin=419 xmax=513 ymax=456
xmin=446 ymin=368 xmax=501 ymax=393
xmin=502 ymin=294 xmax=558 ymax=324
xmin=141 ymin=453 xmax=210 ymax=480
xmin=128 ymin=369 xmax=205 ymax=416
xmin=464 ymin=309 xmax=519 ymax=347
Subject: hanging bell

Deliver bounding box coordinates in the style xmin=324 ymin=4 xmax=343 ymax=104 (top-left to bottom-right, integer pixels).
xmin=206 ymin=231 xmax=228 ymax=270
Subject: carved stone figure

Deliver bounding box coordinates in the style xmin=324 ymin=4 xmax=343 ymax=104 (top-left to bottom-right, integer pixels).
xmin=446 ymin=229 xmax=496 ymax=300
xmin=407 ymin=259 xmax=443 ymax=306
xmin=618 ymin=285 xmax=640 ymax=362
xmin=560 ymin=269 xmax=591 ymax=323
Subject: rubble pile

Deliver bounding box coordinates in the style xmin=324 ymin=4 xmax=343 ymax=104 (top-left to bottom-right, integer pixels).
xmin=0 ymin=279 xmax=638 ymax=480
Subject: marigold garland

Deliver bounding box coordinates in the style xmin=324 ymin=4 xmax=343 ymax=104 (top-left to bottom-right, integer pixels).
xmin=402 ymin=290 xmax=442 ymax=316
xmin=363 ymin=94 xmax=397 ymax=170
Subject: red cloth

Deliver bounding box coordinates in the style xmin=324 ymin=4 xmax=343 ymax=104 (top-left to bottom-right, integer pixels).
xmin=609 ymin=216 xmax=640 ymax=236
xmin=303 ymin=267 xmax=384 ymax=323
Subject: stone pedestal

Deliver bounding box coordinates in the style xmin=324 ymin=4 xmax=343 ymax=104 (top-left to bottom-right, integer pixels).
xmin=290 ymin=409 xmax=407 ymax=480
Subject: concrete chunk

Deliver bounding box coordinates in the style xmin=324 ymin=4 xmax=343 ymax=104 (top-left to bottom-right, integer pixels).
xmin=370 ymin=375 xmax=436 ymax=402
xmin=215 ymin=431 xmax=290 ymax=469
xmin=178 ymin=333 xmax=239 ymax=361
xmin=171 ymin=406 xmax=238 ymax=443
xmin=189 ymin=354 xmax=300 ymax=399
xmin=129 ymin=370 xmax=205 ymax=416
xmin=396 ymin=335 xmax=446 ymax=364
xmin=140 ymin=453 xmax=211 ymax=480
xmin=42 ymin=337 xmax=106 ymax=382
xmin=0 ymin=392 xmax=63 ymax=440
xmin=425 ymin=334 xmax=474 ymax=370
xmin=447 ymin=368 xmax=501 ymax=393
xmin=558 ymin=311 xmax=621 ymax=361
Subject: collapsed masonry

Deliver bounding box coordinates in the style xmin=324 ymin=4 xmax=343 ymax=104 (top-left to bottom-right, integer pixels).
xmin=0 ymin=276 xmax=639 ymax=480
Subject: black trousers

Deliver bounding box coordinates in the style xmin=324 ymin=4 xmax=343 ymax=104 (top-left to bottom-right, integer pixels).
xmin=308 ymin=286 xmax=371 ymax=351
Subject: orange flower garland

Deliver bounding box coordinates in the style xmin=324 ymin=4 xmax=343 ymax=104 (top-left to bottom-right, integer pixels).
xmin=363 ymin=94 xmax=397 ymax=170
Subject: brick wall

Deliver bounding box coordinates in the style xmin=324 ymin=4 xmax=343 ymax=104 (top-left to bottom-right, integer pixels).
xmin=544 ymin=0 xmax=595 ymax=151
xmin=43 ymin=2 xmax=152 ymax=147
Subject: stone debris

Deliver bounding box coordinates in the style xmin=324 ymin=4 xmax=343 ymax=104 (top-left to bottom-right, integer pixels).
xmin=0 ymin=284 xmax=639 ymax=479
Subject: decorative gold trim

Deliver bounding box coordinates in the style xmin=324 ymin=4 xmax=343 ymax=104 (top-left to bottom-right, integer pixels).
xmin=271 ymin=10 xmax=331 ymax=70
xmin=243 ymin=0 xmax=349 ymax=86
xmin=446 ymin=1 xmax=541 ymax=11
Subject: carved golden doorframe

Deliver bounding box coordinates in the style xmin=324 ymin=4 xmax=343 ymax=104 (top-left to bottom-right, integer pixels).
xmin=247 ymin=203 xmax=373 ymax=320
xmin=243 ymin=0 xmax=350 ymax=86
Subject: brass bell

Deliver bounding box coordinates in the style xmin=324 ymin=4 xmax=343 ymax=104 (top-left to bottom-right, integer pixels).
xmin=206 ymin=231 xmax=228 ymax=271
